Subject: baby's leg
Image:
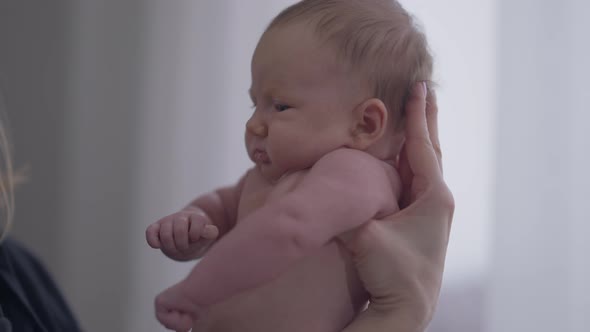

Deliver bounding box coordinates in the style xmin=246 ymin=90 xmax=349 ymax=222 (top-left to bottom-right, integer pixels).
xmin=193 ymin=241 xmax=367 ymax=332
xmin=155 ymin=279 xmax=205 ymax=331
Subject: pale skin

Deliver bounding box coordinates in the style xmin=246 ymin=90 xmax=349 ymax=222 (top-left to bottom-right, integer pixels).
xmin=151 ymin=152 xmax=400 ymax=331
xmin=146 ymin=83 xmax=451 ymax=332
xmin=341 ymin=85 xmax=454 ymax=332
xmin=148 ymin=23 xmax=402 ymax=332
xmin=146 ymin=23 xmax=452 ymax=331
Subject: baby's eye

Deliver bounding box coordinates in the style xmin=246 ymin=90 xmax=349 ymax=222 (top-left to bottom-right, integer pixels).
xmin=274 ymin=104 xmax=292 ymax=112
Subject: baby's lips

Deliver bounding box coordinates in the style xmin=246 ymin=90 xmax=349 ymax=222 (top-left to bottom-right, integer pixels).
xmin=253 ymin=149 xmax=271 ymax=164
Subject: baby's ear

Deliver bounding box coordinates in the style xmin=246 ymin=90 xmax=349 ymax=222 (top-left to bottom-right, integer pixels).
xmin=349 ymin=98 xmax=388 ymax=150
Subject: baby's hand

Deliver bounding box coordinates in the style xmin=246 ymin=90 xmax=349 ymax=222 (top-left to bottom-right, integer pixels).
xmin=155 ymin=282 xmax=204 ymax=331
xmin=146 ymin=207 xmax=219 ymax=261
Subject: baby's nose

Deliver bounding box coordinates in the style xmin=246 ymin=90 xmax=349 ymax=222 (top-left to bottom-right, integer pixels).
xmin=246 ymin=114 xmax=268 ymax=137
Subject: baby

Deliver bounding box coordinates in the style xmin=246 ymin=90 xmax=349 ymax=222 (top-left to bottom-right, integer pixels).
xmin=146 ymin=0 xmax=433 ymax=331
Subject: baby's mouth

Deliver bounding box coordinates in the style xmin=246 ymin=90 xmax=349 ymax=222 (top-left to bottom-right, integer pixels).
xmin=253 ymin=149 xmax=271 ymax=164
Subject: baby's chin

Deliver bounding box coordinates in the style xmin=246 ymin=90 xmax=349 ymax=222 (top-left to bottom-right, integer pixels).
xmin=255 ymin=162 xmax=291 ymax=183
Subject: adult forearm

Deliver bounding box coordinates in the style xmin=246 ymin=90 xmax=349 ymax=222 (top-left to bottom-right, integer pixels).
xmin=343 ymin=307 xmax=427 ymax=332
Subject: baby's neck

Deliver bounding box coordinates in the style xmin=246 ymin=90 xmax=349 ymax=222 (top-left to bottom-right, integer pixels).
xmin=362 ymin=131 xmax=404 ymax=163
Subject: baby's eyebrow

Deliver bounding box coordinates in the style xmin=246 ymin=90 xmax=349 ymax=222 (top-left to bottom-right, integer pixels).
xmin=249 ymin=85 xmax=289 ymax=102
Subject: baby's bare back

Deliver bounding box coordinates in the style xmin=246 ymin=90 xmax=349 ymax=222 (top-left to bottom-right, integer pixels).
xmin=193 ymin=169 xmax=368 ymax=332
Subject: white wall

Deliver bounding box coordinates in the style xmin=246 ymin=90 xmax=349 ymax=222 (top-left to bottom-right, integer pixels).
xmin=400 ymin=1 xmax=497 ymax=330
xmin=128 ymin=1 xmax=235 ymax=330
xmin=128 ymin=1 xmax=298 ymax=330
xmin=486 ymin=0 xmax=590 ymax=331
xmin=399 ymin=0 xmax=497 ymax=283
xmin=2 ymin=1 xmax=143 ymax=330
xmin=61 ymin=1 xmax=145 ymax=330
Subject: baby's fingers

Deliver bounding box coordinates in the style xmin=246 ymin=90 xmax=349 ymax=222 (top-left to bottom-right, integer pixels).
xmin=160 ymin=221 xmax=176 ymax=253
xmin=146 ymin=223 xmax=162 ymax=249
xmin=187 ymin=212 xmax=216 ymax=243
xmin=173 ymin=217 xmax=190 ymax=252
xmin=156 ymin=309 xmax=192 ymax=332
xmin=202 ymin=224 xmax=219 ymax=240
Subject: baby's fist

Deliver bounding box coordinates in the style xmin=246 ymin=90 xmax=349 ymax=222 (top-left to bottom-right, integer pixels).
xmin=146 ymin=207 xmax=219 ymax=261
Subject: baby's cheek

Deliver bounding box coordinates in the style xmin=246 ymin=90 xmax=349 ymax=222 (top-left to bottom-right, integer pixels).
xmin=268 ymin=126 xmax=315 ymax=168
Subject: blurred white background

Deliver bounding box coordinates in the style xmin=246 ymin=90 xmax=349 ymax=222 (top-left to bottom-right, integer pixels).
xmin=1 ymin=0 xmax=588 ymax=331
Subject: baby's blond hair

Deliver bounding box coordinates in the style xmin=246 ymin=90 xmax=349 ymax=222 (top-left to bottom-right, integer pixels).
xmin=0 ymin=94 xmax=15 ymax=242
xmin=267 ymin=0 xmax=433 ymax=128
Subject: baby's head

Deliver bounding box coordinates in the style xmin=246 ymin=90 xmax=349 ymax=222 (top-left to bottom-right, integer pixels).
xmin=246 ymin=0 xmax=433 ymax=180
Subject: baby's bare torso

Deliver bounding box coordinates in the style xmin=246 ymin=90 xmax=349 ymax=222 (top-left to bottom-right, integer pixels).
xmin=193 ymin=168 xmax=367 ymax=332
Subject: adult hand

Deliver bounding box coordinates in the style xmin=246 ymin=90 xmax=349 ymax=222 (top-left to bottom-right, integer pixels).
xmin=341 ymin=82 xmax=454 ymax=332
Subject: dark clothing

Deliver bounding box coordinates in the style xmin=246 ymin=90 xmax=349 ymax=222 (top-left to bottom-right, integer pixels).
xmin=0 ymin=238 xmax=81 ymax=332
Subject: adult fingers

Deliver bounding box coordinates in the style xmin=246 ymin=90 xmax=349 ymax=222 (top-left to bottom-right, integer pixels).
xmin=404 ymin=82 xmax=443 ymax=183
xmin=425 ymin=87 xmax=443 ymax=172
xmin=396 ymin=145 xmax=413 ymax=209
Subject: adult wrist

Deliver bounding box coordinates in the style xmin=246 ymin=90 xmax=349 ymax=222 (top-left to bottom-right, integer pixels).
xmin=344 ymin=304 xmax=430 ymax=332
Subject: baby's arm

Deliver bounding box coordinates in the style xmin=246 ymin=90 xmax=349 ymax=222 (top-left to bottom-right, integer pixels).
xmin=182 ymin=148 xmax=400 ymax=306
xmin=183 ymin=179 xmax=244 ymax=236
xmin=146 ymin=175 xmax=245 ymax=261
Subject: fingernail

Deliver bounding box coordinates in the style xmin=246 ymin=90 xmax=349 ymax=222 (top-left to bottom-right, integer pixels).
xmin=413 ymin=82 xmax=426 ymax=98
xmin=203 ymin=225 xmax=218 ymax=238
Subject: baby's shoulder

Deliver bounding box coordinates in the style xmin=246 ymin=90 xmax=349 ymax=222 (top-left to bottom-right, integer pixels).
xmin=241 ymin=167 xmax=306 ymax=199
xmin=313 ymin=148 xmax=396 ymax=177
